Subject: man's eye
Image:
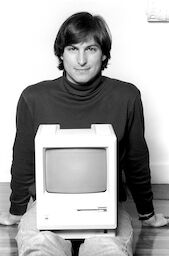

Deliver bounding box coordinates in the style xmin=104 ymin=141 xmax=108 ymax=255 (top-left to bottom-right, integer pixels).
xmin=67 ymin=46 xmax=77 ymax=51
xmin=87 ymin=47 xmax=97 ymax=52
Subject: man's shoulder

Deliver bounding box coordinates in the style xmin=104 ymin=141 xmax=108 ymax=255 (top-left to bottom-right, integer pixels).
xmin=22 ymin=76 xmax=63 ymax=98
xmin=103 ymin=76 xmax=140 ymax=99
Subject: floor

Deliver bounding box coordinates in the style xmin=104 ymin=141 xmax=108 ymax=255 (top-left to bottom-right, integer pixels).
xmin=0 ymin=183 xmax=169 ymax=256
xmin=124 ymin=199 xmax=169 ymax=256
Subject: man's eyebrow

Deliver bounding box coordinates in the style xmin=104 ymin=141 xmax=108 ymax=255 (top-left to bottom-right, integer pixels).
xmin=67 ymin=43 xmax=100 ymax=47
xmin=66 ymin=44 xmax=77 ymax=47
xmin=86 ymin=44 xmax=100 ymax=47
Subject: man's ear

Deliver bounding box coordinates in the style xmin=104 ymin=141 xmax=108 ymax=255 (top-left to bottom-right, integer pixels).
xmin=102 ymin=55 xmax=106 ymax=61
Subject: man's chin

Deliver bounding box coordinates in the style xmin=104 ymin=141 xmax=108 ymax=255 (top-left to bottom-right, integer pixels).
xmin=72 ymin=76 xmax=92 ymax=85
xmin=66 ymin=71 xmax=100 ymax=85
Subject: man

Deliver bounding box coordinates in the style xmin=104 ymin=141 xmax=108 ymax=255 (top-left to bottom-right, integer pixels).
xmin=0 ymin=12 xmax=168 ymax=256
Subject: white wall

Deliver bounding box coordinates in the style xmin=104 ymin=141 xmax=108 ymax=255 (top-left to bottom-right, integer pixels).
xmin=0 ymin=0 xmax=169 ymax=183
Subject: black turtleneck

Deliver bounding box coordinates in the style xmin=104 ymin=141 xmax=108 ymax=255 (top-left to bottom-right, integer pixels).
xmin=10 ymin=74 xmax=154 ymax=216
xmin=63 ymin=72 xmax=103 ymax=98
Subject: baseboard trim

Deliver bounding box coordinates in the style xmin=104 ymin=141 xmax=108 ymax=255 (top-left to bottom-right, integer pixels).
xmin=127 ymin=184 xmax=169 ymax=200
xmin=150 ymin=163 xmax=169 ymax=183
xmin=0 ymin=182 xmax=168 ymax=200
xmin=151 ymin=184 xmax=169 ymax=199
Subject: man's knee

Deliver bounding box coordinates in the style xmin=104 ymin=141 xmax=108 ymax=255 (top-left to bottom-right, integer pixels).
xmin=16 ymin=231 xmax=72 ymax=256
xmin=79 ymin=236 xmax=133 ymax=256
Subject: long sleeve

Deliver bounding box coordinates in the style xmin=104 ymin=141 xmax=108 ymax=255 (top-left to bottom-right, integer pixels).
xmin=10 ymin=93 xmax=35 ymax=215
xmin=124 ymin=93 xmax=154 ymax=215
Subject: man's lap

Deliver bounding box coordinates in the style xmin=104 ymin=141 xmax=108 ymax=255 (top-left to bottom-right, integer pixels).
xmin=16 ymin=202 xmax=133 ymax=256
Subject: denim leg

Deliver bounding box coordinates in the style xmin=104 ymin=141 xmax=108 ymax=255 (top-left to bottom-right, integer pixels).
xmin=16 ymin=202 xmax=72 ymax=256
xmin=79 ymin=204 xmax=133 ymax=256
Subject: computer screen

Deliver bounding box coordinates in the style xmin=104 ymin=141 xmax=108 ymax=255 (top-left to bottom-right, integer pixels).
xmin=45 ymin=147 xmax=107 ymax=194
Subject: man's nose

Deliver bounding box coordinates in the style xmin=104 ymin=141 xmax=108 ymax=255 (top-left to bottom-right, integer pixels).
xmin=77 ymin=51 xmax=87 ymax=66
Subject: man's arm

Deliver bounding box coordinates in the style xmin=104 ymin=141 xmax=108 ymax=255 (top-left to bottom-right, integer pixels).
xmin=125 ymin=92 xmax=168 ymax=226
xmin=9 ymin=92 xmax=35 ymax=216
xmin=125 ymin=93 xmax=154 ymax=214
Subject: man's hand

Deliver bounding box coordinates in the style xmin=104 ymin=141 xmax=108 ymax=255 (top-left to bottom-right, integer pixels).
xmin=0 ymin=212 xmax=22 ymax=225
xmin=142 ymin=213 xmax=169 ymax=227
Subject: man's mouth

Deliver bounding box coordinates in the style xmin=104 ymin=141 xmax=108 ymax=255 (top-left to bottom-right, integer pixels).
xmin=75 ymin=68 xmax=90 ymax=71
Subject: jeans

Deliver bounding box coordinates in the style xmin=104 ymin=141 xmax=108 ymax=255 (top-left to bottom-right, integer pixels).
xmin=16 ymin=202 xmax=133 ymax=256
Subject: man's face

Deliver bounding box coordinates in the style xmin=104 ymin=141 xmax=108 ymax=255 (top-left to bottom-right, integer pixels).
xmin=62 ymin=38 xmax=106 ymax=85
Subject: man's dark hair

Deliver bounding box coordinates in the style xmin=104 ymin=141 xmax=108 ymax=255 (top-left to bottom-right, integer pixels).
xmin=54 ymin=12 xmax=112 ymax=70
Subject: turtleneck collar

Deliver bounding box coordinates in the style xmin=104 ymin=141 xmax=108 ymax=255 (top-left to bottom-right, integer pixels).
xmin=63 ymin=72 xmax=104 ymax=98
